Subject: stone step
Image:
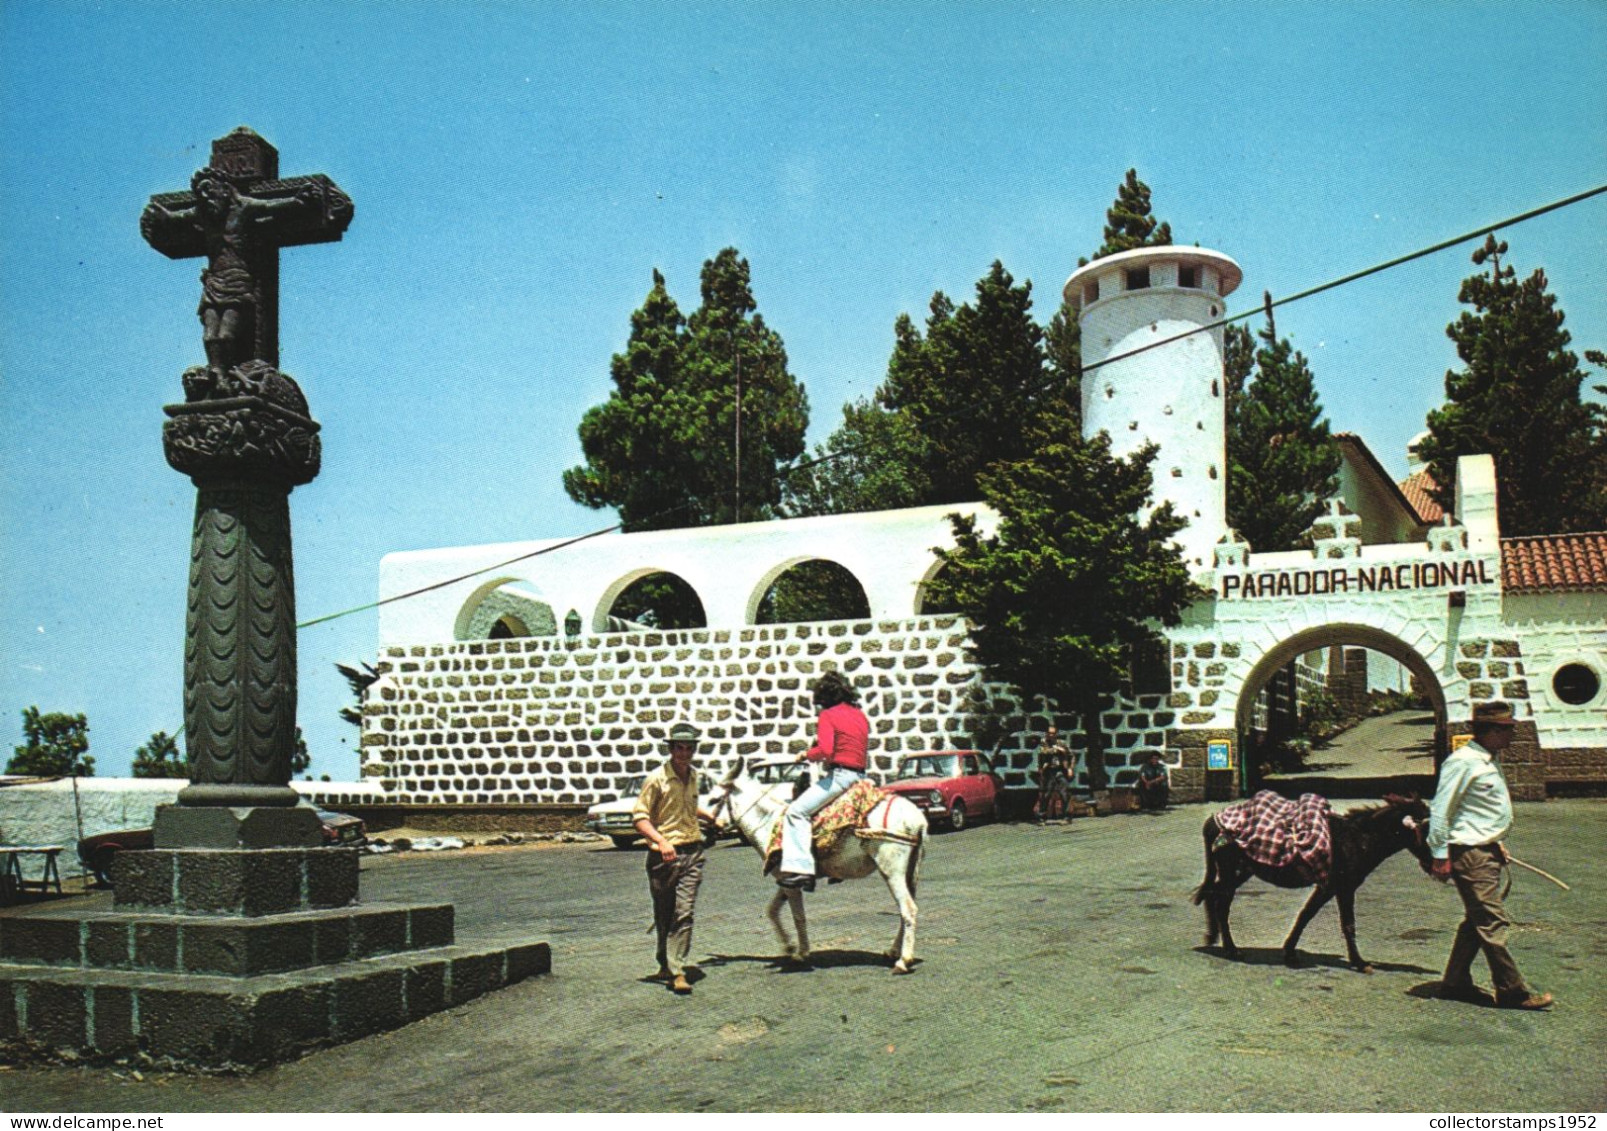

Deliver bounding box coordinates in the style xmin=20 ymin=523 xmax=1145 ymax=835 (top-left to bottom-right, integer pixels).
xmin=0 ymin=901 xmax=453 ymax=977
xmin=113 ymin=846 xmax=359 ymax=917
xmin=0 ymin=936 xmax=550 ymax=1070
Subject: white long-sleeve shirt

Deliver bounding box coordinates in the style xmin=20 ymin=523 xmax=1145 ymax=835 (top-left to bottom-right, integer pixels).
xmin=1427 ymin=739 xmax=1513 ymax=859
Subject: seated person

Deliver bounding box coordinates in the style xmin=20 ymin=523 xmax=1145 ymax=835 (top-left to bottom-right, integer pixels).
xmin=1135 ymin=752 xmax=1169 ymax=810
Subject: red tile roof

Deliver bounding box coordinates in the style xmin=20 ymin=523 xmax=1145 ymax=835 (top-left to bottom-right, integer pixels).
xmin=1399 ymin=469 xmax=1445 ymax=524
xmin=1501 ymin=532 xmax=1607 ymax=592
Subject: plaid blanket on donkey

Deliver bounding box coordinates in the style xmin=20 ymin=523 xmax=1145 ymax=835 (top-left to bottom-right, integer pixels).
xmin=1214 ymin=790 xmax=1333 ymax=887
xmin=764 ymin=779 xmax=887 ymax=875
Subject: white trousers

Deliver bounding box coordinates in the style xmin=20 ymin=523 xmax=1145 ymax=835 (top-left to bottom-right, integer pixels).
xmin=779 ymin=765 xmax=864 ymax=875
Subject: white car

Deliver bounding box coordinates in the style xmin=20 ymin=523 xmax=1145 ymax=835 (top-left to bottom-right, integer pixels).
xmin=586 ymin=772 xmax=724 ymax=849
xmin=746 ymin=756 xmax=812 ymax=794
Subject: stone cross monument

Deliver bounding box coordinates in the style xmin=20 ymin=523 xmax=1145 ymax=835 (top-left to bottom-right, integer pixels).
xmin=142 ymin=127 xmax=353 ymax=836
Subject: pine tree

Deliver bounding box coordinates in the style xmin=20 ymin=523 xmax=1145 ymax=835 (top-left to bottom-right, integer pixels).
xmin=878 ymin=262 xmax=1072 ymax=505
xmin=1226 ymin=320 xmax=1342 ymax=551
xmin=131 ymin=730 xmax=187 ymax=778
xmin=1092 ymin=168 xmax=1174 ymax=260
xmin=681 ymin=249 xmax=811 ymax=525
xmin=1419 ymin=235 xmax=1607 ymax=535
xmin=780 ymin=397 xmax=932 ymax=517
xmin=927 ymin=433 xmax=1203 ymax=790
xmin=7 ymin=707 xmax=93 ymax=777
xmin=564 ymin=251 xmax=809 ymax=531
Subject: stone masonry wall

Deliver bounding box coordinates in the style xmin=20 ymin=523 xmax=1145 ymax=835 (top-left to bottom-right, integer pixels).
xmin=359 ymin=617 xmax=1198 ymax=805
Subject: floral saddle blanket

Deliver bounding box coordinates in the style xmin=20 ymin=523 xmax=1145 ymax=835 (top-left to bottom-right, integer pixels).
xmin=1213 ymin=790 xmax=1333 ymax=888
xmin=763 ymin=779 xmax=890 ymax=876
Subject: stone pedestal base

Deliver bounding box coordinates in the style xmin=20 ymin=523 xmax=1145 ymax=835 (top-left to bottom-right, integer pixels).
xmin=155 ymin=802 xmax=321 ymax=849
xmin=114 ymin=847 xmax=358 ymax=917
xmin=0 ymin=847 xmax=550 ymax=1070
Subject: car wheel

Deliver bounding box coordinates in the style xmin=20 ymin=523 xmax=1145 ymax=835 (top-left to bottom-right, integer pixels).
xmin=948 ymin=799 xmax=968 ymax=832
xmin=609 ymin=835 xmax=637 ymax=850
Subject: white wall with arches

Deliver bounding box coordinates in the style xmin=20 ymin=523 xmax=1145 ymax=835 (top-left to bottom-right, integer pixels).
xmin=379 ymin=502 xmax=993 ymax=643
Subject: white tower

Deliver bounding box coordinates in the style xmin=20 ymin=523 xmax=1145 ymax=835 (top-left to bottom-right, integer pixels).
xmin=1064 ymin=246 xmax=1243 ymax=569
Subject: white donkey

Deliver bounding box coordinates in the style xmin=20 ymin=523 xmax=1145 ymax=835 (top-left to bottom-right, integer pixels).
xmin=715 ymin=758 xmax=928 ymax=974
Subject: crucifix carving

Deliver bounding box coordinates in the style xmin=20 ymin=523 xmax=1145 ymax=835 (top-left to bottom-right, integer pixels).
xmin=141 ymin=127 xmax=353 ymax=382
xmin=142 ymin=129 xmax=353 ymax=822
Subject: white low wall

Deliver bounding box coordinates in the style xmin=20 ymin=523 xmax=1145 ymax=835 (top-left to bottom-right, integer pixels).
xmin=0 ymin=778 xmax=384 ymax=875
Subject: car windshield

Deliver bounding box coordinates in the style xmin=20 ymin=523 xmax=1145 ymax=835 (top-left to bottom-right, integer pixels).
xmin=898 ymin=755 xmax=959 ymax=780
xmin=752 ymin=762 xmax=796 ymax=784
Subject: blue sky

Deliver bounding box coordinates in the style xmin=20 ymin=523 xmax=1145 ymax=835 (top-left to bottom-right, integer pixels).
xmin=3 ymin=1 xmax=1604 ymax=780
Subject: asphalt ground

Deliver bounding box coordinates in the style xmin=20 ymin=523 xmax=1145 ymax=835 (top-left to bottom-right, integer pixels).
xmin=4 ymin=799 xmax=1604 ymax=1113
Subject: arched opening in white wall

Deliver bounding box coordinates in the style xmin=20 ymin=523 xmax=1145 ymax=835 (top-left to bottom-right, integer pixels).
xmin=914 ymin=559 xmax=962 ymax=615
xmin=454 ymin=580 xmax=557 ymax=641
xmin=595 ymin=569 xmax=707 ymax=631
xmin=1233 ymin=624 xmax=1449 ymax=797
xmin=750 ymin=557 xmax=871 ymax=625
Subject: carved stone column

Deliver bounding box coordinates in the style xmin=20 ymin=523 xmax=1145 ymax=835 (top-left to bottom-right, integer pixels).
xmin=158 ymin=367 xmax=324 ymax=844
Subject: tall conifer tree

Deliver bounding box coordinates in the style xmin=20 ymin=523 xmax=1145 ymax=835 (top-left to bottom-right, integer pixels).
xmin=565 ymin=251 xmax=809 ymax=531
xmin=1226 ymin=321 xmax=1342 ymax=551
xmin=928 ymin=434 xmax=1202 ymax=790
xmin=1418 ymin=236 xmax=1607 ymax=535
xmin=878 ymin=262 xmax=1062 ymax=504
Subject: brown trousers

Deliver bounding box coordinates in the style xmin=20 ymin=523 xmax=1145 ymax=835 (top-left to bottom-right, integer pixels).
xmin=647 ymin=845 xmax=705 ymax=976
xmin=1443 ymin=844 xmax=1528 ymax=996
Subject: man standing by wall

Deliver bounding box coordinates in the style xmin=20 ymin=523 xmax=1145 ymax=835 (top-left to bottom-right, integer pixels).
xmin=633 ymin=722 xmax=717 ymax=995
xmin=1428 ymin=703 xmax=1553 ymax=1010
xmin=1035 ymin=725 xmax=1072 ymax=821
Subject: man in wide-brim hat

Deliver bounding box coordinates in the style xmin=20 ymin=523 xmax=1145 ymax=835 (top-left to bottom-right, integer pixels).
xmin=631 ymin=722 xmax=719 ymax=995
xmin=1427 ymin=703 xmax=1553 ymax=1009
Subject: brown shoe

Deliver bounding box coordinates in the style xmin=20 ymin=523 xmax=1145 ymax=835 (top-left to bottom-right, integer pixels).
xmin=1497 ymin=990 xmax=1553 ymax=1011
xmin=647 ymin=967 xmax=673 ymax=983
xmin=671 ymin=973 xmax=693 ymax=995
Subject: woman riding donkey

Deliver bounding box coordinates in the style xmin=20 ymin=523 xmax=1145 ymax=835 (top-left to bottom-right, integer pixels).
xmin=776 ymin=670 xmax=869 ymax=891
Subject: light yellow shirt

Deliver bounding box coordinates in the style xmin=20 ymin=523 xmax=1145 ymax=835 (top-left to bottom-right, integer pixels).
xmin=631 ymin=761 xmax=702 ymax=848
xmin=1427 ymin=740 xmax=1513 ymax=859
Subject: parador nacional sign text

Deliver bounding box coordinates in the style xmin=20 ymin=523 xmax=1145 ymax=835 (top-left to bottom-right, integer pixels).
xmin=1220 ymin=557 xmax=1498 ymax=600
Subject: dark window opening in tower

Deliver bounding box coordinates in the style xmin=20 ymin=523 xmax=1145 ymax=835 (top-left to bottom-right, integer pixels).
xmin=1126 ymin=266 xmax=1150 ymax=290
xmin=1178 ymin=264 xmax=1198 ymax=288
xmin=1083 ymin=281 xmax=1099 ymax=306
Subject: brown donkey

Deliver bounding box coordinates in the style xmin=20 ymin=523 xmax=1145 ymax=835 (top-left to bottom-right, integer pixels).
xmin=1193 ymin=794 xmax=1433 ymax=973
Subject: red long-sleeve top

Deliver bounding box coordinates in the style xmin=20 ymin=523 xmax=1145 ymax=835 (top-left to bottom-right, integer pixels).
xmin=807 ymin=702 xmax=869 ymax=771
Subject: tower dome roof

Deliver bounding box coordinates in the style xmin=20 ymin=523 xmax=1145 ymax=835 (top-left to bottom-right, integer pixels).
xmin=1063 ymin=245 xmax=1243 ymax=308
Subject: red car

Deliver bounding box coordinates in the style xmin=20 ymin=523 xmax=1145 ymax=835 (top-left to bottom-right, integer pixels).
xmin=883 ymin=750 xmax=1003 ymax=831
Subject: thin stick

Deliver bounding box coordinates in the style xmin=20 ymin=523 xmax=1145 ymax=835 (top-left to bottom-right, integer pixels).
xmin=1507 ymin=855 xmax=1571 ymax=891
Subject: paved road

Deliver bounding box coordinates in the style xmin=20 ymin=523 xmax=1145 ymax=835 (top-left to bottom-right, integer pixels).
xmin=1284 ymin=709 xmax=1439 ymax=779
xmin=6 ymin=800 xmax=1604 ymax=1112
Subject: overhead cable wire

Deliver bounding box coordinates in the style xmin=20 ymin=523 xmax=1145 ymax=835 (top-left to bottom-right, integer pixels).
xmin=297 ymin=181 xmax=1607 ymax=631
